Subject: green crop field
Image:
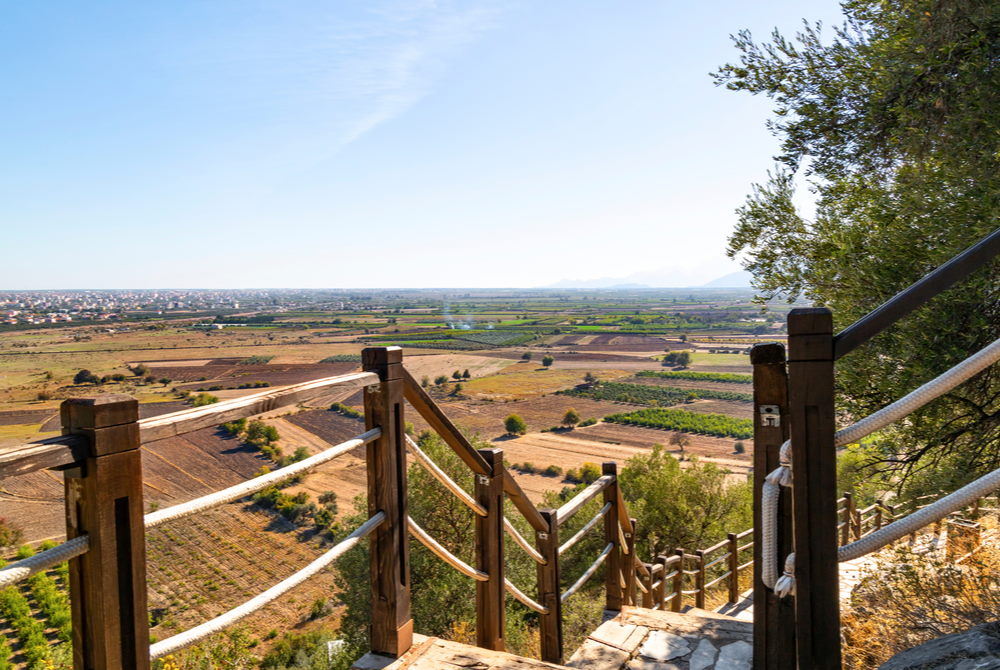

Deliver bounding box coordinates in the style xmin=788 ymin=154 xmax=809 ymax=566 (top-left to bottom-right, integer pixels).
xmin=560 ymin=381 xmax=751 ymax=405
xmin=604 ymin=407 xmax=753 ymax=439
xmin=636 ymin=370 xmax=753 ymax=384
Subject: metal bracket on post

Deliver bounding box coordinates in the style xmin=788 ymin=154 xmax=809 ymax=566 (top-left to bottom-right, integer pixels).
xmin=760 ymin=405 xmax=781 ymax=427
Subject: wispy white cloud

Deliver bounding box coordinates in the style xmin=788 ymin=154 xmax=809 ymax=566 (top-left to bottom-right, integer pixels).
xmin=332 ymin=1 xmax=505 ymax=145
xmin=168 ymin=0 xmax=506 ymax=170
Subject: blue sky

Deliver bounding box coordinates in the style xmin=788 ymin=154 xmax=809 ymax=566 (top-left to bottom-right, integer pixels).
xmin=1 ymin=1 xmax=844 ymax=289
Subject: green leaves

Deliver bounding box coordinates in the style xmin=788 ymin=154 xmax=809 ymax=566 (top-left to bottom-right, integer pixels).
xmin=720 ymin=0 xmax=1000 ymax=481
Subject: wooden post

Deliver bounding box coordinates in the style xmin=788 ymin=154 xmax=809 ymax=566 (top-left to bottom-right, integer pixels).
xmin=751 ymin=342 xmax=795 ymax=670
xmin=874 ymin=505 xmax=883 ymax=531
xmin=61 ymin=395 xmax=150 ymax=670
xmin=602 ymin=462 xmax=623 ymax=611
xmin=653 ymin=556 xmax=666 ymax=610
xmin=695 ymin=549 xmax=706 ymax=609
xmin=671 ymin=549 xmax=684 ymax=612
xmin=787 ymin=308 xmax=841 ymax=669
xmin=623 ymin=519 xmax=638 ymax=606
xmin=362 ymin=347 xmax=413 ymax=658
xmin=537 ymin=509 xmax=563 ymax=665
xmin=840 ymin=493 xmax=853 ymax=547
xmin=475 ymin=449 xmax=505 ymax=651
xmin=727 ymin=532 xmax=740 ymax=604
xmin=641 ymin=562 xmax=654 ymax=608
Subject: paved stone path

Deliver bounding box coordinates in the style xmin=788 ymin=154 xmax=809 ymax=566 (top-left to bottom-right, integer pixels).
xmin=566 ymin=607 xmax=752 ymax=670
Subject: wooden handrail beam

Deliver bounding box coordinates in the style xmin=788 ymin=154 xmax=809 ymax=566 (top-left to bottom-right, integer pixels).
xmin=834 ymin=226 xmax=1000 ymax=359
xmin=555 ymin=475 xmax=614 ymax=526
xmin=401 ymin=369 xmax=491 ymax=475
xmin=503 ymin=471 xmax=548 ymax=532
xmin=0 ymin=434 xmax=88 ymax=479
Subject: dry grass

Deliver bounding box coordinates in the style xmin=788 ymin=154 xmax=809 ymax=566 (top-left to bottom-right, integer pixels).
xmin=461 ymin=367 xmax=630 ymax=399
xmin=842 ymin=521 xmax=1000 ymax=669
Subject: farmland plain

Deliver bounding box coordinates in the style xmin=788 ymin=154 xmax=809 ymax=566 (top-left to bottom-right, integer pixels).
xmin=0 ymin=288 xmax=788 ymax=664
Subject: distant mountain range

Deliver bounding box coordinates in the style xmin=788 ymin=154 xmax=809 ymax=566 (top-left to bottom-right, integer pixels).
xmin=545 ymin=269 xmax=753 ymax=289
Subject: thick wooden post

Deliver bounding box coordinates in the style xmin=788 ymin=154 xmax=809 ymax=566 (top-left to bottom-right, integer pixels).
xmin=362 ymin=347 xmax=413 ymax=657
xmin=61 ymin=395 xmax=150 ymax=670
xmin=840 ymin=493 xmax=853 ymax=546
xmin=787 ymin=308 xmax=841 ymax=669
xmin=475 ymin=449 xmax=505 ymax=651
xmin=695 ymin=550 xmax=706 ymax=609
xmin=537 ymin=509 xmax=563 ymax=664
xmin=671 ymin=549 xmax=684 ymax=612
xmin=602 ymin=462 xmax=623 ymax=611
xmin=874 ymin=505 xmax=883 ymax=532
xmin=727 ymin=532 xmax=740 ymax=604
xmin=623 ymin=518 xmax=637 ymax=606
xmin=751 ymin=342 xmax=795 ymax=670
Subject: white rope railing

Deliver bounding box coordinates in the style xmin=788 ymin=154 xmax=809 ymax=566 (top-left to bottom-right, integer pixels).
xmin=559 ymin=502 xmax=611 ymax=555
xmin=505 ymin=578 xmax=549 ymax=614
xmin=407 ymin=516 xmax=488 ymax=582
xmin=145 ymin=428 xmax=380 ymax=528
xmin=504 ymin=517 xmax=546 ymax=565
xmin=774 ymin=467 xmax=1000 ymax=597
xmin=149 ymin=511 xmax=385 ymax=659
xmin=763 ymin=336 xmax=1000 ymax=594
xmin=405 ymin=435 xmax=486 ymax=517
xmin=561 ymin=542 xmax=613 ymax=603
xmin=0 ymin=536 xmax=89 ymax=588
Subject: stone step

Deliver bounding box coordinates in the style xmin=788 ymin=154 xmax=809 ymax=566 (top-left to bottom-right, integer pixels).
xmin=566 ymin=606 xmax=752 ymax=670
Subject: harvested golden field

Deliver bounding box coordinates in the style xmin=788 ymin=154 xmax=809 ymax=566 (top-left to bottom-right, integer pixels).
xmin=458 ymin=366 xmax=631 ymax=400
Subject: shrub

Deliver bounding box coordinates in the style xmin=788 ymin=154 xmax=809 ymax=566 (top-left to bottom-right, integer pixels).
xmin=462 ymin=369 xmax=471 ymax=379
xmin=452 ymin=370 xmax=462 ymax=380
xmin=190 ymin=393 xmax=219 ymax=407
xmin=579 ymin=462 xmax=602 ymax=484
xmin=504 ymin=414 xmax=527 ymax=436
xmin=330 ymin=402 xmax=363 ymax=419
xmin=73 ymin=369 xmax=99 ymax=385
xmin=36 ymin=391 xmax=51 ymax=401
xmin=734 ymin=441 xmax=746 ymax=454
xmin=579 ymin=417 xmax=598 ymax=427
xmin=130 ymin=363 xmax=149 ymax=377
xmin=543 ymin=465 xmax=563 ymax=477
xmin=562 ymin=408 xmax=580 ymax=428
xmin=246 ymin=420 xmax=279 ymax=446
xmin=0 ymin=519 xmax=23 ymax=548
xmin=220 ymin=418 xmax=247 ymax=436
xmin=541 ymin=355 xmax=554 ymax=367
xmin=521 ymin=352 xmax=532 ymax=361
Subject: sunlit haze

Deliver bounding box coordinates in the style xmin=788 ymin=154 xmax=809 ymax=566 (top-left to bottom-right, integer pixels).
xmin=2 ymin=1 xmax=842 ymax=289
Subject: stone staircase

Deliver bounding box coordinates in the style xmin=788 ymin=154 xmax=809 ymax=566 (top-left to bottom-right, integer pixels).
xmin=352 ymin=606 xmax=752 ymax=670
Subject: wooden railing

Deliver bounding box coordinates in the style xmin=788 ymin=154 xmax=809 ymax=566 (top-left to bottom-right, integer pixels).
xmin=755 ymin=225 xmax=1000 ymax=670
xmin=0 ymin=346 xmax=646 ymax=667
